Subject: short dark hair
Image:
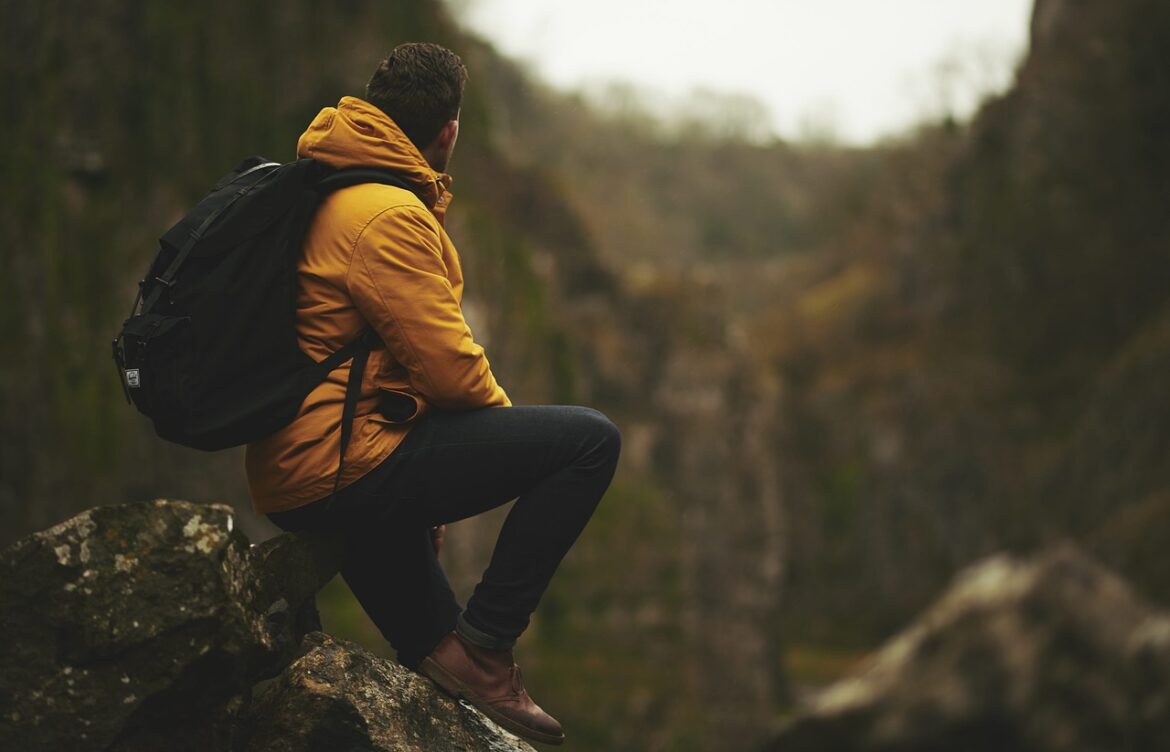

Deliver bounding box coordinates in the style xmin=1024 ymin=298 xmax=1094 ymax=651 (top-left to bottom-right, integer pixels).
xmin=365 ymin=42 xmax=467 ymax=149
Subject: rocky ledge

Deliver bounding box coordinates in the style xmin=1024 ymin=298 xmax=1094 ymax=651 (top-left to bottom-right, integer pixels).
xmin=765 ymin=545 xmax=1170 ymax=752
xmin=0 ymin=500 xmax=535 ymax=752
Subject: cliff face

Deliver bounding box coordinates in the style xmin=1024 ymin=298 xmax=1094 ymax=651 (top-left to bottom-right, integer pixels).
xmin=735 ymin=0 xmax=1170 ymax=643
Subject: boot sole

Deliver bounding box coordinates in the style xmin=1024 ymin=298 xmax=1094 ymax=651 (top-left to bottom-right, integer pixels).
xmin=420 ymin=657 xmax=566 ymax=746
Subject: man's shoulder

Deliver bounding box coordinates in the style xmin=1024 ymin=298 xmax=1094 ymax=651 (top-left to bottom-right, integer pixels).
xmin=322 ymin=181 xmax=431 ymax=231
xmin=311 ymin=180 xmax=451 ymax=264
xmin=338 ymin=187 xmax=451 ymax=260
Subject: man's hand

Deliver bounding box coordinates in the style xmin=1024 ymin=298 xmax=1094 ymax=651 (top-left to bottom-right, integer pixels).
xmin=430 ymin=524 xmax=446 ymax=555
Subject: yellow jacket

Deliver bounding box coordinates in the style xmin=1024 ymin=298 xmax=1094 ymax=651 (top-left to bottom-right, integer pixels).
xmin=245 ymin=96 xmax=510 ymax=514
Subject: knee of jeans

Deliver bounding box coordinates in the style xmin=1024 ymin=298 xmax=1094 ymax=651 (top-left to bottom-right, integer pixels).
xmin=579 ymin=406 xmax=622 ymax=460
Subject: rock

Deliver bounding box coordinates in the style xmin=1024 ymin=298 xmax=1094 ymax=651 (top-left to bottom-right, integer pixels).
xmin=764 ymin=545 xmax=1170 ymax=752
xmin=1 ymin=500 xmax=539 ymax=752
xmin=244 ymin=524 xmax=344 ymax=675
xmin=244 ymin=631 xmax=537 ymax=752
xmin=0 ymin=500 xmax=338 ymax=752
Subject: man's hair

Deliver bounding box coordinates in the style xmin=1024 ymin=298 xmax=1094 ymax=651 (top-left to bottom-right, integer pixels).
xmin=365 ymin=42 xmax=468 ymax=149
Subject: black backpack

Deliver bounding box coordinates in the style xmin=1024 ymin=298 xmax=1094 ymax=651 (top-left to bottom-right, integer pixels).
xmin=113 ymin=156 xmax=414 ymax=470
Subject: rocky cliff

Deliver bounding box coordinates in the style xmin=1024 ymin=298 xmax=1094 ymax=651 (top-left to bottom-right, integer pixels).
xmin=0 ymin=500 xmax=535 ymax=752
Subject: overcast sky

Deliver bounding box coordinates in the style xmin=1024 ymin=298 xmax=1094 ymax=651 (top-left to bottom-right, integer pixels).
xmin=453 ymin=0 xmax=1035 ymax=144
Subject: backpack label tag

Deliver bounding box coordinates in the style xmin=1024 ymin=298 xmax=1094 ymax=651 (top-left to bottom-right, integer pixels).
xmin=125 ymin=369 xmax=141 ymax=389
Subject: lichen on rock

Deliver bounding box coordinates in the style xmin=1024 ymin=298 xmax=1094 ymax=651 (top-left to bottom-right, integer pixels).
xmin=245 ymin=632 xmax=537 ymax=752
xmin=0 ymin=500 xmax=541 ymax=752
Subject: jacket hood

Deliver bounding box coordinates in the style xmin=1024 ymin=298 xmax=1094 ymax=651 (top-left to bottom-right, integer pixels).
xmin=296 ymin=96 xmax=452 ymax=211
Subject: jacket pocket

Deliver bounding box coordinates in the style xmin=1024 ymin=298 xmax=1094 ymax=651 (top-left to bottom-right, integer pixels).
xmin=372 ymin=387 xmax=423 ymax=424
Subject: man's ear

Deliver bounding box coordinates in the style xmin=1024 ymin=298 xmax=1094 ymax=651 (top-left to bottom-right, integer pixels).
xmin=421 ymin=118 xmax=460 ymax=172
xmin=437 ymin=119 xmax=459 ymax=151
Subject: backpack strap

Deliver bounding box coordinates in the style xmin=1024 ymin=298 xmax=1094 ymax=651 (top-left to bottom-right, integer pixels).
xmin=313 ymin=167 xmax=420 ymax=511
xmin=137 ymin=164 xmax=413 ymax=319
xmin=326 ymin=328 xmax=380 ymax=510
xmin=306 ymin=326 xmax=376 ymax=381
xmin=139 ymin=164 xmax=282 ymax=316
xmin=316 ymin=167 xmax=417 ymax=196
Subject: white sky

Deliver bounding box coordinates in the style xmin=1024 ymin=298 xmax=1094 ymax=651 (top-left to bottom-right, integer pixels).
xmin=453 ymin=0 xmax=1035 ymax=144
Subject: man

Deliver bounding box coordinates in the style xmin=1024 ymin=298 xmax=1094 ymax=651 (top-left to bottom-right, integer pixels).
xmin=245 ymin=43 xmax=620 ymax=746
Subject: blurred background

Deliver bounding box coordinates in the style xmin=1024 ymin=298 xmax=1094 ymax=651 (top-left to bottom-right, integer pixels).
xmin=2 ymin=0 xmax=1168 ymax=749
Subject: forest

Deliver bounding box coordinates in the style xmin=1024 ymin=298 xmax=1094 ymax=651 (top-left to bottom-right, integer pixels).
xmin=2 ymin=0 xmax=1168 ymax=750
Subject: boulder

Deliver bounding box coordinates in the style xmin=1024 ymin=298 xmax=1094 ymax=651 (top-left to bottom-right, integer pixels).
xmin=0 ymin=500 xmax=544 ymax=752
xmin=245 ymin=631 xmax=536 ymax=752
xmin=764 ymin=545 xmax=1170 ymax=752
xmin=0 ymin=499 xmax=338 ymax=751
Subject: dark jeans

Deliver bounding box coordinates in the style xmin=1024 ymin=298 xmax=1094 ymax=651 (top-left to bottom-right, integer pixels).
xmin=267 ymin=404 xmax=621 ymax=669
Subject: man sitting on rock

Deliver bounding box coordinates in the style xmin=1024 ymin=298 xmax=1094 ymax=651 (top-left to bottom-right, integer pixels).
xmin=246 ymin=42 xmax=621 ymax=746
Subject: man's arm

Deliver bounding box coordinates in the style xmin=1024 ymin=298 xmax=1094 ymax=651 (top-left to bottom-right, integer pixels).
xmin=348 ymin=203 xmax=510 ymax=410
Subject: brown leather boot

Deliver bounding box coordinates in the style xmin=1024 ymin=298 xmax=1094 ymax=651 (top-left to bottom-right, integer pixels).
xmin=420 ymin=631 xmax=565 ymax=746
